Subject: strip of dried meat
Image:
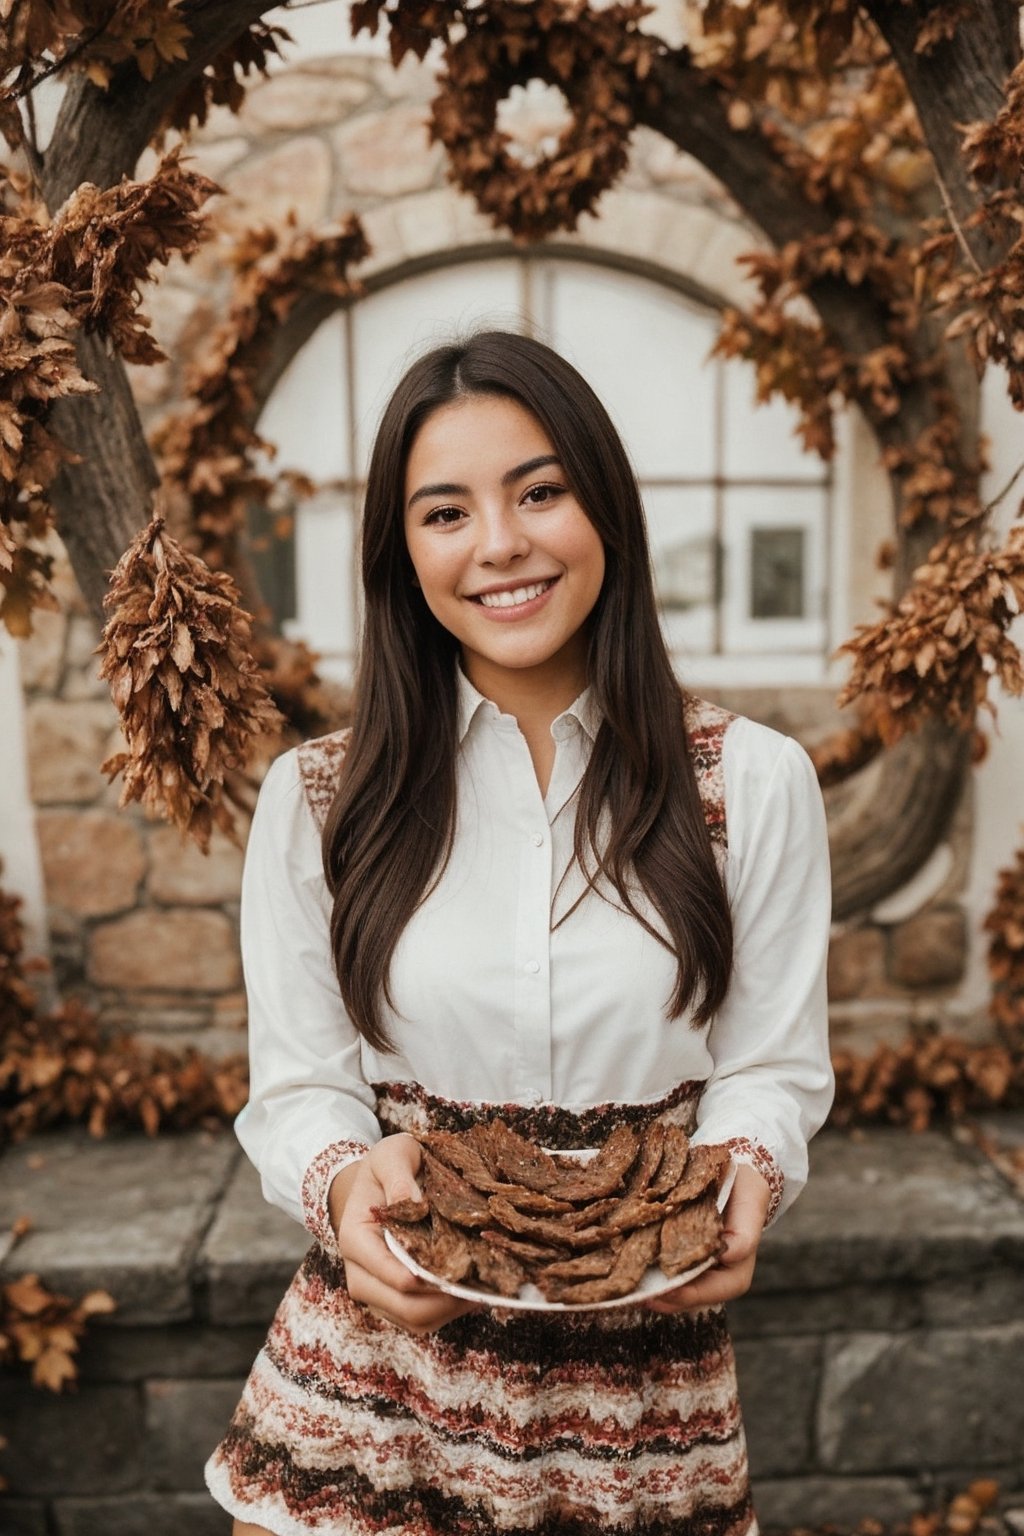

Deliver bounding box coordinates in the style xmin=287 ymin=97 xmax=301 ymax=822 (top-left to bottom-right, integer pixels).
xmin=543 ymin=1224 xmax=660 ymax=1304
xmin=421 ymin=1150 xmax=493 ymax=1227
xmin=371 ymin=1196 xmax=428 ymax=1226
xmin=659 ymin=1191 xmax=724 ymax=1277
xmin=466 ymin=1235 xmax=528 ymax=1297
xmin=546 ymin=1123 xmax=640 ymax=1201
xmin=480 ymin=1229 xmax=569 ymax=1263
xmin=486 ymin=1195 xmax=607 ymax=1251
xmin=430 ymin=1212 xmax=474 ymax=1283
xmin=482 ymin=1120 xmax=568 ymax=1193
xmin=644 ymin=1123 xmax=691 ymax=1199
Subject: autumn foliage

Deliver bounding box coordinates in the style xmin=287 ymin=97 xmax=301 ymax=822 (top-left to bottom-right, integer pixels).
xmin=0 ymin=874 xmax=247 ymax=1148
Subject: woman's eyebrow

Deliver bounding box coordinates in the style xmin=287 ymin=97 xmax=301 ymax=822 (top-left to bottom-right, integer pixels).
xmin=407 ymin=455 xmax=562 ymax=511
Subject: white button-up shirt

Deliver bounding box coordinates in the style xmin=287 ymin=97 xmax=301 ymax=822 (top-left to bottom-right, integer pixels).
xmin=236 ymin=670 xmax=833 ymax=1232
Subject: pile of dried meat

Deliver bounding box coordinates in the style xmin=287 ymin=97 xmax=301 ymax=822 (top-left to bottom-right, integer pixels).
xmin=374 ymin=1118 xmax=730 ymax=1305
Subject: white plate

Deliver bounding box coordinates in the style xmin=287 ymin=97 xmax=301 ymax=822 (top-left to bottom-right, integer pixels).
xmin=382 ymin=1147 xmax=736 ymax=1313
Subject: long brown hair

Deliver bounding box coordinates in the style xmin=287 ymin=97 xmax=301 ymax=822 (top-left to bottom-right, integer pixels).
xmin=323 ymin=330 xmax=733 ymax=1050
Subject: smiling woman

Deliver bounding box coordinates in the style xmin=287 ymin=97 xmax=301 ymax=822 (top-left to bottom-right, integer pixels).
xmin=403 ymin=394 xmax=606 ymax=785
xmin=205 ymin=330 xmax=833 ymax=1536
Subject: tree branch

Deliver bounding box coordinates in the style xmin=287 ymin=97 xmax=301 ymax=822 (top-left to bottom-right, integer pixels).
xmin=43 ymin=0 xmax=276 ymax=203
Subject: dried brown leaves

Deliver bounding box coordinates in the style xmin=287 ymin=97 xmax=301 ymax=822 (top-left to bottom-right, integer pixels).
xmin=1 ymin=1271 xmax=115 ymax=1393
xmin=97 ymin=515 xmax=284 ymax=848
xmin=1 ymin=153 xmax=216 ymax=635
xmin=353 ymin=0 xmax=656 ymax=240
xmin=985 ymin=841 xmax=1024 ymax=1044
xmin=1 ymin=3 xmax=288 ymax=148
xmin=0 ymin=869 xmax=248 ymax=1146
xmin=830 ymin=1027 xmax=1023 ymax=1133
xmin=153 ymin=214 xmax=368 ymax=567
xmin=837 ymin=525 xmax=1024 ymax=740
xmin=47 ymin=147 xmax=217 ymax=364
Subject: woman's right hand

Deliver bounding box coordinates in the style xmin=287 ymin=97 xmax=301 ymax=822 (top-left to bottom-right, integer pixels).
xmin=329 ymin=1133 xmax=481 ymax=1334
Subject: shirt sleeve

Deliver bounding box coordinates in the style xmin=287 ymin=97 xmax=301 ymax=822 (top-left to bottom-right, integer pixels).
xmin=691 ymin=721 xmax=833 ymax=1224
xmin=234 ymin=748 xmax=381 ymax=1245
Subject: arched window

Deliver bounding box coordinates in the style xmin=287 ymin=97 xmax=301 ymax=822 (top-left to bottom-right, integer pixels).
xmin=254 ymin=253 xmax=837 ymax=685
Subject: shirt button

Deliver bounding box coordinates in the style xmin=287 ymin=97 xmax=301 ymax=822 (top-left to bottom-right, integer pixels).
xmin=524 ymin=959 xmax=540 ymax=975
xmin=531 ymin=832 xmax=545 ymax=847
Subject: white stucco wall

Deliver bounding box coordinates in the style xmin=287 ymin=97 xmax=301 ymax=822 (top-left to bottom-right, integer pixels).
xmin=0 ymin=638 xmax=48 ymax=959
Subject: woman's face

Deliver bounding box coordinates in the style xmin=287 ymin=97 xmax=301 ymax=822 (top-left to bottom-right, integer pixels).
xmin=403 ymin=394 xmax=606 ymax=697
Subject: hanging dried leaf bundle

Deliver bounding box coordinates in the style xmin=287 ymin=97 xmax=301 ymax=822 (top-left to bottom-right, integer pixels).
xmin=837 ymin=525 xmax=1024 ymax=741
xmin=98 ymin=515 xmax=284 ymax=848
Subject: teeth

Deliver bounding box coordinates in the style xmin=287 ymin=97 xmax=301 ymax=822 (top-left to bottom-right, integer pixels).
xmin=478 ymin=580 xmax=553 ymax=609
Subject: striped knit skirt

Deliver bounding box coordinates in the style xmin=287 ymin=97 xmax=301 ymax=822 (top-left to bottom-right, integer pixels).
xmin=204 ymin=1084 xmax=757 ymax=1536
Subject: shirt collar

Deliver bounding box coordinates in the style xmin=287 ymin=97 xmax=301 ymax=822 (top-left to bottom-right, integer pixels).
xmin=455 ymin=666 xmax=602 ymax=744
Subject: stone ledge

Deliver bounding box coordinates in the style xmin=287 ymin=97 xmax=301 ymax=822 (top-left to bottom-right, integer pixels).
xmin=1 ymin=1121 xmax=1022 ymax=1329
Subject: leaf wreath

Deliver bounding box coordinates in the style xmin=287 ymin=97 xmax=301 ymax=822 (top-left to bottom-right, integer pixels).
xmin=353 ymin=0 xmax=657 ymax=241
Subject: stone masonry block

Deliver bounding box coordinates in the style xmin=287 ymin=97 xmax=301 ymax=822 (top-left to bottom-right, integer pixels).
xmin=147 ymin=826 xmax=243 ymax=905
xmin=0 ymin=1381 xmax=144 ymax=1495
xmin=818 ymin=1324 xmax=1024 ymax=1472
xmin=732 ymin=1335 xmax=821 ymax=1477
xmin=37 ymin=810 xmax=146 ymax=917
xmin=731 ymin=1281 xmax=921 ymax=1339
xmin=827 ymin=926 xmax=888 ymax=1002
xmin=88 ymin=908 xmax=241 ymax=992
xmin=201 ymin=1155 xmax=313 ymax=1325
xmin=756 ymin=1129 xmax=1024 ymax=1291
xmin=78 ymin=1324 xmax=269 ymax=1384
xmin=27 ymin=699 xmax=115 ymax=804
xmin=0 ymin=1131 xmax=239 ymax=1324
xmin=54 ymin=1493 xmax=230 ymax=1536
xmin=223 ymin=138 xmax=331 ymax=227
xmin=753 ymin=1474 xmax=924 ymax=1532
xmin=888 ymin=908 xmax=967 ymax=988
xmin=0 ymin=1500 xmax=50 ymax=1535
xmin=335 ymin=104 xmax=441 ymax=196
xmin=145 ymin=1379 xmax=245 ymax=1492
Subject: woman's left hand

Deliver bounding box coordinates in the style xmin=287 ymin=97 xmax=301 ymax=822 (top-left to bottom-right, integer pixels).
xmin=645 ymin=1160 xmax=772 ymax=1313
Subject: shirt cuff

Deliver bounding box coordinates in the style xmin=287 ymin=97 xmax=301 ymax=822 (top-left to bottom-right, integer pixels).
xmin=300 ymin=1138 xmax=372 ymax=1251
xmin=724 ymin=1136 xmax=785 ymax=1227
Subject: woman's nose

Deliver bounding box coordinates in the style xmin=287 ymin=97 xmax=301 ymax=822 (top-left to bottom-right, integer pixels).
xmin=475 ymin=508 xmax=530 ymax=566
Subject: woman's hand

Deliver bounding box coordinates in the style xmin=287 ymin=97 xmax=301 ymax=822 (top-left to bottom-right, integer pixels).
xmin=645 ymin=1160 xmax=771 ymax=1314
xmin=329 ymin=1134 xmax=481 ymax=1334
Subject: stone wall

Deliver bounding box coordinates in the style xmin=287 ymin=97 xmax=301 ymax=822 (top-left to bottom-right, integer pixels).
xmin=1 ymin=1122 xmax=1022 ymax=1533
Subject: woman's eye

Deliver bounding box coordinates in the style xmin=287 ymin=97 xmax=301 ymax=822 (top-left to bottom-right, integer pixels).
xmin=424 ymin=505 xmax=465 ymax=526
xmin=522 ymin=483 xmax=563 ymax=506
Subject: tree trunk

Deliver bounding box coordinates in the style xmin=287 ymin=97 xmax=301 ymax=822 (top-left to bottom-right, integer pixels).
xmin=38 ymin=0 xmax=278 ymax=620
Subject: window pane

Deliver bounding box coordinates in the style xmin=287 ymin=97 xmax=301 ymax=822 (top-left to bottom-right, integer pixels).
xmin=721 ymin=357 xmax=825 ymax=481
xmin=286 ymin=493 xmax=358 ymax=664
xmin=255 ymin=312 xmax=350 ymax=481
xmin=642 ymin=486 xmax=717 ymax=656
xmin=548 ymin=265 xmax=718 ymax=479
xmin=721 ymin=486 xmax=827 ymax=653
xmin=750 ymin=527 xmax=806 ymax=619
xmin=353 ymin=261 xmax=524 ymax=469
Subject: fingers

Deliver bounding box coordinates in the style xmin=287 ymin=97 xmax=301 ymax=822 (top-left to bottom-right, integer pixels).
xmin=646 ymin=1162 xmax=771 ymax=1315
xmin=336 ymin=1135 xmax=475 ymax=1332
